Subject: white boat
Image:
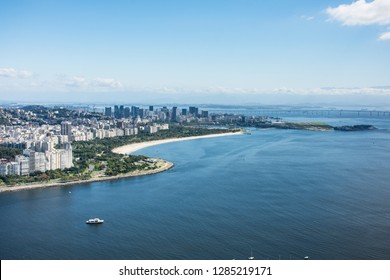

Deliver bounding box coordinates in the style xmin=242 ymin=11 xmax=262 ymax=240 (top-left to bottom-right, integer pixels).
xmin=86 ymin=218 xmax=104 ymax=224
xmin=248 ymin=248 xmax=255 ymax=260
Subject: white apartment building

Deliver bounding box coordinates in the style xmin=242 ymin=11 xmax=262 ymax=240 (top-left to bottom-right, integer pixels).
xmin=15 ymin=155 xmax=30 ymax=176
xmin=0 ymin=160 xmax=19 ymax=176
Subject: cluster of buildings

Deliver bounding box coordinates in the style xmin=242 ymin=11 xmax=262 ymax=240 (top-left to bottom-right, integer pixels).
xmin=0 ymin=143 xmax=73 ymax=176
xmin=0 ymin=122 xmax=74 ymax=176
xmin=0 ymin=104 xmax=222 ymax=177
xmin=0 ymin=106 xmax=175 ymax=176
xmin=104 ymin=105 xmax=209 ymax=123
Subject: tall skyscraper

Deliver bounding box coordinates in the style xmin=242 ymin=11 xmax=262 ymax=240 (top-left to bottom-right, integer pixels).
xmin=124 ymin=107 xmax=130 ymax=118
xmin=181 ymin=108 xmax=187 ymax=116
xmin=104 ymin=107 xmax=112 ymax=117
xmin=149 ymin=106 xmax=154 ymax=112
xmin=171 ymin=106 xmax=177 ymax=122
xmin=119 ymin=105 xmax=124 ymax=118
xmin=114 ymin=105 xmax=119 ymax=118
xmin=131 ymin=106 xmax=137 ymax=117
xmin=189 ymin=106 xmax=198 ymax=116
xmin=132 ymin=106 xmax=141 ymax=118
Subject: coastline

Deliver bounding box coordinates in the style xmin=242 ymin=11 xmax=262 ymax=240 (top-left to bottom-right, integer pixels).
xmin=112 ymin=131 xmax=243 ymax=154
xmin=0 ymin=131 xmax=242 ymax=193
xmin=0 ymin=159 xmax=173 ymax=193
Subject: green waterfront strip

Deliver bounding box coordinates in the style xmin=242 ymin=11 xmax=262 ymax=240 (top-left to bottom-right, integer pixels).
xmin=0 ymin=126 xmax=240 ymax=187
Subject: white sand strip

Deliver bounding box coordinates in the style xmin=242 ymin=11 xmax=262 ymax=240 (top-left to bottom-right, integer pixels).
xmin=112 ymin=131 xmax=243 ymax=154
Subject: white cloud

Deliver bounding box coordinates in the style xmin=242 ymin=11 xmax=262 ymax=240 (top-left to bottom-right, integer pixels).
xmin=93 ymin=78 xmax=123 ymax=88
xmin=58 ymin=75 xmax=123 ymax=90
xmin=0 ymin=67 xmax=33 ymax=78
xmin=379 ymin=31 xmax=390 ymax=39
xmin=301 ymin=15 xmax=315 ymax=21
xmin=63 ymin=76 xmax=88 ymax=87
xmin=326 ymin=0 xmax=390 ymax=26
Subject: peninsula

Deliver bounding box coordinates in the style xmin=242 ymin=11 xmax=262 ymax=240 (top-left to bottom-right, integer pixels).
xmin=0 ymin=127 xmax=242 ymax=193
xmin=253 ymin=122 xmax=377 ymax=131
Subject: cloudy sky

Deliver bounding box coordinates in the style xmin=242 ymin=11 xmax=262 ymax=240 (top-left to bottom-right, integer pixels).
xmin=0 ymin=0 xmax=389 ymax=105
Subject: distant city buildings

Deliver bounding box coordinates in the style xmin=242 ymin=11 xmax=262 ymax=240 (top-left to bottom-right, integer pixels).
xmin=101 ymin=105 xmax=208 ymax=124
xmin=171 ymin=106 xmax=177 ymax=122
xmin=104 ymin=107 xmax=112 ymax=117
xmin=124 ymin=107 xmax=130 ymax=118
xmin=189 ymin=106 xmax=198 ymax=116
xmin=0 ymin=104 xmax=225 ymax=177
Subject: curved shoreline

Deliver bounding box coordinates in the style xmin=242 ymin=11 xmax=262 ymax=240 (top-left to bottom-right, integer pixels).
xmin=0 ymin=131 xmax=242 ymax=193
xmin=0 ymin=159 xmax=173 ymax=193
xmin=112 ymin=131 xmax=243 ymax=155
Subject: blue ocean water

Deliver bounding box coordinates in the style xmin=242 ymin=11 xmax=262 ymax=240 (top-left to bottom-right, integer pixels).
xmin=1 ymin=117 xmax=390 ymax=260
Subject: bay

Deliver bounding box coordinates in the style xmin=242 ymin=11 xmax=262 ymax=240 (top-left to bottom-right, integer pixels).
xmin=1 ymin=116 xmax=390 ymax=260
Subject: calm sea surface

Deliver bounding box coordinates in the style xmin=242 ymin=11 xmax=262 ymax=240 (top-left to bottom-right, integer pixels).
xmin=1 ymin=116 xmax=390 ymax=260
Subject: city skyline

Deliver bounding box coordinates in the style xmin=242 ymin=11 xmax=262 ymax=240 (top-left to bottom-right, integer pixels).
xmin=1 ymin=0 xmax=390 ymax=105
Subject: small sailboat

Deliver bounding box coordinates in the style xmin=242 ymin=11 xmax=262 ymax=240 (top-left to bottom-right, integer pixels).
xmin=248 ymin=248 xmax=254 ymax=260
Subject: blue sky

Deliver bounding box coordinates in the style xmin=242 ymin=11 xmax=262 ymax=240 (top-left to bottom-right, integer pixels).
xmin=0 ymin=0 xmax=390 ymax=105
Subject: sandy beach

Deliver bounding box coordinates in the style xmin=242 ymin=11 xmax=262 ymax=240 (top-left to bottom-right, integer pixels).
xmin=112 ymin=131 xmax=243 ymax=155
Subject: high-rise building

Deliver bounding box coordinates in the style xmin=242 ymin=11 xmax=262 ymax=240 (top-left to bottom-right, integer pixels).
xmin=124 ymin=107 xmax=130 ymax=118
xmin=0 ymin=160 xmax=19 ymax=175
xmin=28 ymin=151 xmax=47 ymax=173
xmin=15 ymin=155 xmax=29 ymax=175
xmin=104 ymin=107 xmax=112 ymax=117
xmin=132 ymin=106 xmax=140 ymax=118
xmin=158 ymin=111 xmax=166 ymax=122
xmin=61 ymin=121 xmax=72 ymax=139
xmin=131 ymin=106 xmax=137 ymax=117
xmin=149 ymin=106 xmax=154 ymax=112
xmin=119 ymin=105 xmax=124 ymax=118
xmin=59 ymin=144 xmax=73 ymax=169
xmin=201 ymin=110 xmax=209 ymax=118
xmin=189 ymin=106 xmax=198 ymax=116
xmin=181 ymin=108 xmax=187 ymax=116
xmin=114 ymin=105 xmax=120 ymax=118
xmin=0 ymin=160 xmax=7 ymax=175
xmin=171 ymin=106 xmax=177 ymax=122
